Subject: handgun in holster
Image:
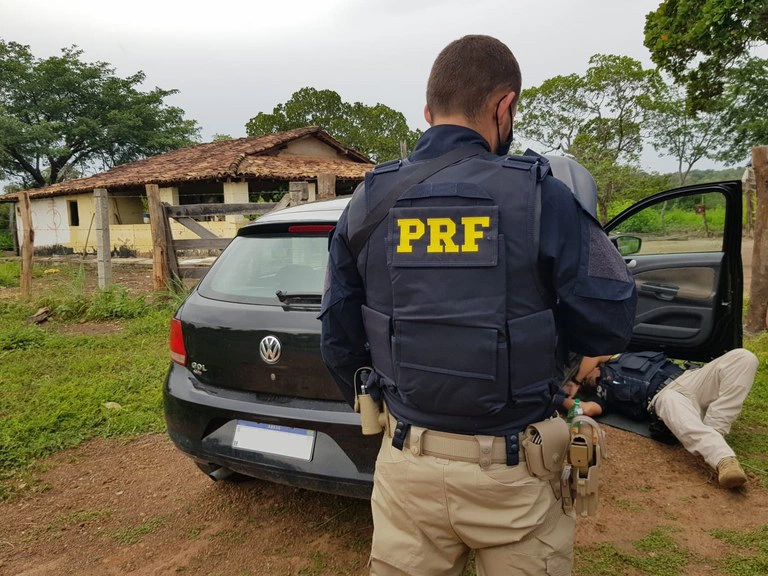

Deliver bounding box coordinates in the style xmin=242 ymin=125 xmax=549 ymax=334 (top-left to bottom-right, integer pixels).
xmin=353 ymin=367 xmax=386 ymax=435
xmin=565 ymin=415 xmax=606 ymax=517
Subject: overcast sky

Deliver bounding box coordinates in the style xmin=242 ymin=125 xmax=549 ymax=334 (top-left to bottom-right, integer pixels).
xmin=0 ymin=0 xmax=749 ymax=172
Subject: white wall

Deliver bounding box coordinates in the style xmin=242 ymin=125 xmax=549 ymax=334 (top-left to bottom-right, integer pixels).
xmin=16 ymin=196 xmax=72 ymax=247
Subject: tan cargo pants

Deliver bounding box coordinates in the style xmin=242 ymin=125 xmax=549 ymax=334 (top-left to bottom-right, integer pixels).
xmin=651 ymin=348 xmax=757 ymax=469
xmin=369 ymin=432 xmax=575 ymax=576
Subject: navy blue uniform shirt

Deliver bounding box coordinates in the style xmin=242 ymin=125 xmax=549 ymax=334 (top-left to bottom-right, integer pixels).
xmin=321 ymin=125 xmax=638 ymax=407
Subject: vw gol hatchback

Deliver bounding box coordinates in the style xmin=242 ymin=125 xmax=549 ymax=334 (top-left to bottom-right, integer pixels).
xmin=164 ymin=198 xmax=378 ymax=498
xmin=164 ymin=176 xmax=743 ymax=499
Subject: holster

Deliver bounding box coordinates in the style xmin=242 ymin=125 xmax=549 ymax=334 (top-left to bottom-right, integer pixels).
xmin=567 ymin=415 xmax=606 ymax=517
xmin=521 ymin=417 xmax=570 ymax=499
xmin=353 ymin=367 xmax=385 ymax=436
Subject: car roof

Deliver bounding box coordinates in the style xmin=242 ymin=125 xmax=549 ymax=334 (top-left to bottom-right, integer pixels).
xmin=247 ymin=197 xmax=351 ymax=228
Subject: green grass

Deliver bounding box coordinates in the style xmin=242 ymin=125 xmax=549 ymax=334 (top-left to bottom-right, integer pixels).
xmin=730 ymin=333 xmax=768 ymax=485
xmin=0 ymin=271 xmax=180 ymax=500
xmin=710 ymin=525 xmax=768 ymax=575
xmin=111 ymin=516 xmax=167 ymax=545
xmin=576 ymin=527 xmax=689 ymax=576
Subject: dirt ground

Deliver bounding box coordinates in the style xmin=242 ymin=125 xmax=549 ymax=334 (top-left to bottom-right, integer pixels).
xmin=1 ymin=429 xmax=766 ymax=576
xmin=0 ymin=248 xmax=764 ymax=576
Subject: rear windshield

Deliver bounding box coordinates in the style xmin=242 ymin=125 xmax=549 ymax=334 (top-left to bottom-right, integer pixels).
xmin=197 ymin=233 xmax=329 ymax=305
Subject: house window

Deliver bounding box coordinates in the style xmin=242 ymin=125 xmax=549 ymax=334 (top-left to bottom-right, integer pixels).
xmin=68 ymin=200 xmax=80 ymax=226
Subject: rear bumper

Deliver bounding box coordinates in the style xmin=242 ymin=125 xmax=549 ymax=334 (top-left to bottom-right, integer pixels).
xmin=163 ymin=363 xmax=377 ymax=499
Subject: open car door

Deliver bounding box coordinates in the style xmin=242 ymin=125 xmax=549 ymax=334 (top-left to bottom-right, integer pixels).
xmin=604 ymin=181 xmax=743 ymax=362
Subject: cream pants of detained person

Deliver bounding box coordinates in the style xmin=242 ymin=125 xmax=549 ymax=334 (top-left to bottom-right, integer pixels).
xmin=369 ymin=432 xmax=575 ymax=576
xmin=651 ymin=348 xmax=757 ymax=469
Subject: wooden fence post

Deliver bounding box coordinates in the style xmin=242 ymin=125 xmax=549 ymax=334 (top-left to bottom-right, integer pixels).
xmin=94 ymin=188 xmax=112 ymax=289
xmin=746 ymin=146 xmax=768 ymax=332
xmin=289 ymin=182 xmax=308 ymax=206
xmin=317 ymin=173 xmax=336 ymax=200
xmin=17 ymin=191 xmax=34 ymax=299
xmin=146 ymin=184 xmax=169 ymax=291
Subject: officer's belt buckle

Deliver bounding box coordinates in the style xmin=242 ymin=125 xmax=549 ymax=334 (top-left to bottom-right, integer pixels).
xmin=387 ymin=414 xmax=523 ymax=468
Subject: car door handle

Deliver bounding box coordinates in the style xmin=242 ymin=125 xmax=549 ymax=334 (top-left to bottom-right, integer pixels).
xmin=640 ymin=282 xmax=679 ymax=301
xmin=625 ymin=259 xmax=637 ymax=269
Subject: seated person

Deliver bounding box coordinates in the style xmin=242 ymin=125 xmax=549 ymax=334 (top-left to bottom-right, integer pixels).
xmin=560 ymin=349 xmax=757 ymax=489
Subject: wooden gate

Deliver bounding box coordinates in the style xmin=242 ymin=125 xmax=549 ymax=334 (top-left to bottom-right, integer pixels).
xmin=146 ymin=184 xmax=287 ymax=290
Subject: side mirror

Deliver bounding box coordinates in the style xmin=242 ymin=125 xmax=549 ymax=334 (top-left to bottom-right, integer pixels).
xmin=611 ymin=235 xmax=642 ymax=256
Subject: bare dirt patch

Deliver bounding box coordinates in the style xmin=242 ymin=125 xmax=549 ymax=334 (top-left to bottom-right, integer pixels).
xmin=0 ymin=249 xmax=764 ymax=575
xmin=1 ymin=428 xmax=766 ymax=576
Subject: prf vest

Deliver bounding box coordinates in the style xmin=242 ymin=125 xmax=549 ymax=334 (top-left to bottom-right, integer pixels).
xmin=348 ymin=151 xmax=559 ymax=436
xmin=599 ymin=351 xmax=685 ymax=421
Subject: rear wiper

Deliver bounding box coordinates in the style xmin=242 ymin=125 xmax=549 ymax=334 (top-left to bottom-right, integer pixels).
xmin=275 ymin=290 xmax=322 ymax=306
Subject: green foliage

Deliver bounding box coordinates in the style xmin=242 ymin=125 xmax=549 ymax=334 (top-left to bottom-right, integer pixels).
xmin=0 ymin=324 xmax=47 ymax=350
xmin=0 ymin=40 xmax=200 ymax=188
xmin=719 ymin=57 xmax=768 ymax=164
xmin=575 ymin=527 xmax=689 ymax=576
xmin=36 ymin=284 xmax=155 ymax=321
xmin=0 ymin=302 xmax=170 ymax=485
xmin=644 ymin=0 xmax=768 ymax=112
xmin=518 ymin=54 xmax=666 ymax=223
xmin=519 ymin=55 xmax=660 ymax=163
xmin=684 ymin=167 xmax=747 ymax=185
xmin=245 ymin=87 xmax=421 ymax=163
xmin=643 ymin=81 xmax=729 ymax=185
xmin=0 ymin=259 xmax=20 ymax=286
xmin=710 ymin=525 xmax=768 ymax=575
xmin=0 ymin=203 xmax=12 ymax=250
xmin=111 ymin=517 xmax=167 ymax=545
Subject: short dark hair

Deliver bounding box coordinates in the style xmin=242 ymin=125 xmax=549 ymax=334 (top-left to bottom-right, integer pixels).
xmin=426 ymin=35 xmax=522 ymax=121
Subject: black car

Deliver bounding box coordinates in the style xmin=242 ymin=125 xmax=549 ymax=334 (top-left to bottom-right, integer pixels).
xmin=164 ymin=178 xmax=743 ymax=499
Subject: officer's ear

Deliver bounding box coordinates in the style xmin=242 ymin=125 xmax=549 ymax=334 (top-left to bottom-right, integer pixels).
xmin=424 ymin=105 xmax=433 ymax=126
xmin=495 ymin=91 xmax=517 ymax=120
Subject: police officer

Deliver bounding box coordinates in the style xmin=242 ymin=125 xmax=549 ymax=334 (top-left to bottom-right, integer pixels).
xmin=320 ymin=35 xmax=637 ymax=576
xmin=562 ymin=349 xmax=756 ymax=489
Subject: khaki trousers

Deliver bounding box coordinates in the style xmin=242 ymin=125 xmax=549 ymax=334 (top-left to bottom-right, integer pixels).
xmin=369 ymin=433 xmax=575 ymax=576
xmin=651 ymin=348 xmax=757 ymax=469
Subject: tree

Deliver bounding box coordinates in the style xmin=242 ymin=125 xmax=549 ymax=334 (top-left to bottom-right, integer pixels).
xmin=245 ymin=87 xmax=421 ymax=163
xmin=717 ymin=57 xmax=768 ymax=164
xmin=644 ymin=82 xmax=729 ymax=185
xmin=0 ymin=40 xmax=200 ymax=189
xmin=644 ymin=0 xmax=768 ymax=112
xmin=517 ymin=54 xmax=662 ymax=222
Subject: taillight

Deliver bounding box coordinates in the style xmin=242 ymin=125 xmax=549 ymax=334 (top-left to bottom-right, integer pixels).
xmin=287 ymin=225 xmax=334 ymax=233
xmin=169 ymin=318 xmax=187 ymax=365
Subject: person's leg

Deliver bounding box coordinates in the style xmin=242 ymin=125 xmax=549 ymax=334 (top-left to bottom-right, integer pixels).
xmin=449 ymin=460 xmax=574 ymax=576
xmin=669 ymin=349 xmax=757 ymax=435
xmin=700 ymin=349 xmax=757 ymax=434
xmin=653 ymin=387 xmax=734 ymax=469
xmin=369 ymin=435 xmax=469 ymax=576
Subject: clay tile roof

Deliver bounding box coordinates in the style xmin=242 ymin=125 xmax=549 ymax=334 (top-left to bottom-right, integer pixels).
xmin=0 ymin=127 xmax=372 ymax=202
xmin=236 ymin=155 xmax=370 ymax=180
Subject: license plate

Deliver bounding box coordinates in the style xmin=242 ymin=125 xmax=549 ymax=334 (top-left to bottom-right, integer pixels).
xmin=232 ymin=421 xmax=316 ymax=461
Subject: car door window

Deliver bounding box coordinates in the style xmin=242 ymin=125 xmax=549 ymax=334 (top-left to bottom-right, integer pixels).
xmin=611 ymin=192 xmax=725 ymax=255
xmin=605 ymin=183 xmax=742 ymax=361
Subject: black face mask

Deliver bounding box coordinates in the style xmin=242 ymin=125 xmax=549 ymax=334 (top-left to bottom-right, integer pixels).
xmin=495 ymin=96 xmax=514 ymax=156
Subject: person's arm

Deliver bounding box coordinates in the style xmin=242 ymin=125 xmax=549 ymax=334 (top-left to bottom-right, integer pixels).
xmin=560 ymin=395 xmax=604 ymax=417
xmin=574 ymin=355 xmax=613 ymax=385
xmin=539 ymin=179 xmax=638 ymax=357
xmin=319 ymin=207 xmax=371 ymax=408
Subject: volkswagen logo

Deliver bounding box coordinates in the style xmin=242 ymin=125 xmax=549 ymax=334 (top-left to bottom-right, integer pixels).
xmin=259 ymin=335 xmax=282 ymax=364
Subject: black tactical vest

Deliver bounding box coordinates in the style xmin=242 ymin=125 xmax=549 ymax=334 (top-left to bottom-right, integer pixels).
xmin=349 ymin=151 xmax=558 ymax=436
xmin=598 ymin=351 xmax=685 ymax=421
